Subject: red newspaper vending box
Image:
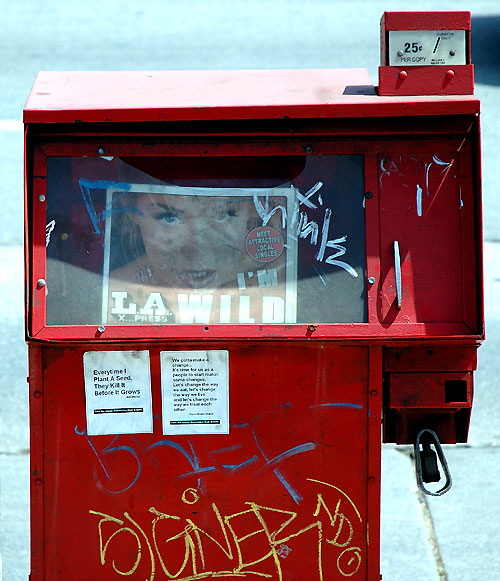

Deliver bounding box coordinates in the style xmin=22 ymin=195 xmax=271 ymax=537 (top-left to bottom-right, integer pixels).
xmin=24 ymin=14 xmax=482 ymax=581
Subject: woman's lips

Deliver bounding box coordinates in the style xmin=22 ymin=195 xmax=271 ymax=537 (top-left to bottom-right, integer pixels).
xmin=178 ymin=270 xmax=217 ymax=289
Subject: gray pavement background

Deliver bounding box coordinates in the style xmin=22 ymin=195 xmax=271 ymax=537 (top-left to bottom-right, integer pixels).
xmin=1 ymin=1 xmax=499 ymax=579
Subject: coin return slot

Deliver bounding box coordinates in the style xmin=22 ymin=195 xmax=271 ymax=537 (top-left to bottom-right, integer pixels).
xmin=445 ymin=380 xmax=468 ymax=403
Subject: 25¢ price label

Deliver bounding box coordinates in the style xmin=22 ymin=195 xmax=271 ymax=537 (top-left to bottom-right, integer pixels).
xmin=388 ymin=30 xmax=466 ymax=66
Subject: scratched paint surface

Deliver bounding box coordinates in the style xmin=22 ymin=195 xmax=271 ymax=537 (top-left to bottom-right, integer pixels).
xmin=36 ymin=343 xmax=375 ymax=579
xmin=378 ymin=148 xmax=477 ymax=327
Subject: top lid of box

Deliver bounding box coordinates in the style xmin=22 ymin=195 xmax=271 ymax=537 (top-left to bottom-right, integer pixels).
xmin=23 ymin=68 xmax=479 ymax=124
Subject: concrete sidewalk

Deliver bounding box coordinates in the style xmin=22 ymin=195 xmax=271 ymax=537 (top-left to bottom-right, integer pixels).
xmin=381 ymin=444 xmax=500 ymax=581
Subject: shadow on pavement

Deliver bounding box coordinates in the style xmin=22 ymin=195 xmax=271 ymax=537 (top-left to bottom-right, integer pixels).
xmin=472 ymin=16 xmax=500 ymax=86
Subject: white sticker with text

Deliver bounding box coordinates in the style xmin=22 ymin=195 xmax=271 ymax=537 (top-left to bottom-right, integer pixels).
xmin=83 ymin=350 xmax=152 ymax=436
xmin=161 ymin=350 xmax=229 ymax=435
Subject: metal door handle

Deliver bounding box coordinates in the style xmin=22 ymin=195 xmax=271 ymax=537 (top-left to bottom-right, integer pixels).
xmin=414 ymin=429 xmax=452 ymax=496
xmin=393 ymin=241 xmax=402 ymax=309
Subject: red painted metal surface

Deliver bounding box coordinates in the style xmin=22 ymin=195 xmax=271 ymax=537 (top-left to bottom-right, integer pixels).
xmin=23 ymin=69 xmax=479 ymax=124
xmin=29 ymin=342 xmax=383 ymax=580
xmin=383 ymin=345 xmax=477 ymax=444
xmin=378 ymin=149 xmax=478 ymax=329
xmin=24 ymin=65 xmax=483 ymax=580
xmin=378 ymin=65 xmax=474 ymax=96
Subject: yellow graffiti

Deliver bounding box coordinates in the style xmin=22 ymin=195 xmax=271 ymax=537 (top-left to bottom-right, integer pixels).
xmin=308 ymin=479 xmax=362 ymax=523
xmin=89 ymin=511 xmax=143 ymax=578
xmin=224 ymin=502 xmax=320 ymax=579
xmin=90 ymin=481 xmax=363 ymax=580
xmin=187 ymin=504 xmax=233 ymax=569
xmin=182 ymin=488 xmax=200 ymax=505
xmin=337 ymin=547 xmax=362 ymax=578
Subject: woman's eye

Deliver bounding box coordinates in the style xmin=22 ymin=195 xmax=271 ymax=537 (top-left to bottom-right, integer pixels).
xmin=155 ymin=212 xmax=180 ymax=225
xmin=216 ymin=207 xmax=238 ymax=222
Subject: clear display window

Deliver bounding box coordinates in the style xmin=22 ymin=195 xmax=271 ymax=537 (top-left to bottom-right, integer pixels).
xmin=44 ymin=153 xmax=366 ymax=325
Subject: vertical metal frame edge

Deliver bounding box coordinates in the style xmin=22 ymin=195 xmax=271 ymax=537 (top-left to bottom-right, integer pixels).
xmin=473 ymin=114 xmax=485 ymax=338
xmin=458 ymin=124 xmax=483 ymax=336
xmin=452 ymin=113 xmax=484 ymax=337
xmin=364 ymin=154 xmax=380 ymax=326
xmin=24 ymin=125 xmax=31 ymax=341
xmin=28 ymin=344 xmax=44 ymax=580
xmin=28 ymin=143 xmax=48 ymax=338
xmin=367 ymin=345 xmax=383 ymax=578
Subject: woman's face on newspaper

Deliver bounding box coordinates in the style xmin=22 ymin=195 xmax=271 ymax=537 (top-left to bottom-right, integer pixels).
xmin=132 ymin=193 xmax=253 ymax=289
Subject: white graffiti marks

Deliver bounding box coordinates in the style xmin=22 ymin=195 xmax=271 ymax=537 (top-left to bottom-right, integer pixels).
xmin=291 ymin=182 xmax=358 ymax=278
xmin=45 ymin=219 xmax=56 ymax=247
xmin=379 ymin=155 xmax=455 ymax=218
xmin=254 ymin=182 xmax=358 ymax=279
xmin=90 ymin=479 xmax=363 ymax=580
